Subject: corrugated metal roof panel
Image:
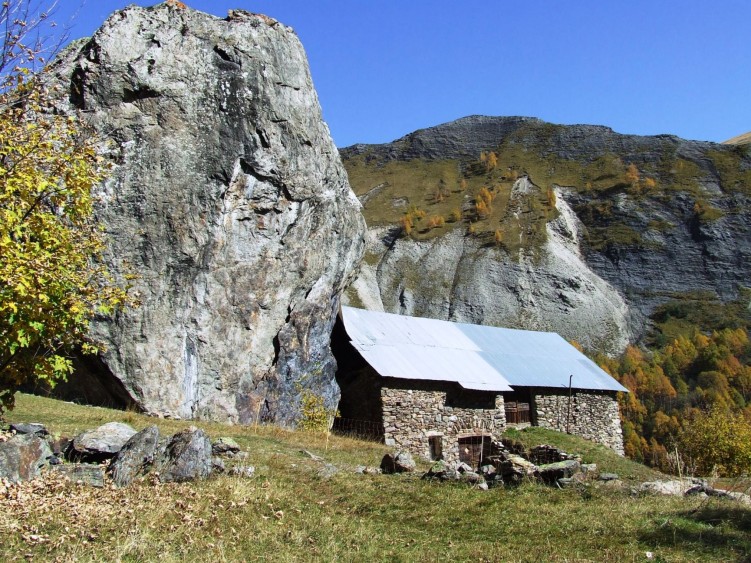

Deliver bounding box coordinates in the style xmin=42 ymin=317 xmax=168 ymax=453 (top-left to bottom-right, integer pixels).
xmin=352 ymin=342 xmax=513 ymax=392
xmin=341 ymin=306 xmax=628 ymax=393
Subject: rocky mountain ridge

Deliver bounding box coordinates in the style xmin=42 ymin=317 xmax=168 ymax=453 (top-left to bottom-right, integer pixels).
xmin=341 ymin=116 xmax=751 ymax=352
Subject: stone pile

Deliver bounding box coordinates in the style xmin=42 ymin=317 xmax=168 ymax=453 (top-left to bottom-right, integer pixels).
xmin=414 ymin=442 xmax=610 ymax=490
xmin=0 ymin=421 xmax=254 ymax=487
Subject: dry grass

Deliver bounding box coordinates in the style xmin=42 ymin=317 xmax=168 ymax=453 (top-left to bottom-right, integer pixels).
xmin=2 ymin=394 xmax=750 ymax=561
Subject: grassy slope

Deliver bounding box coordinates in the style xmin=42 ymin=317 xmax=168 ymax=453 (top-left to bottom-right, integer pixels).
xmin=2 ymin=394 xmax=750 ymax=562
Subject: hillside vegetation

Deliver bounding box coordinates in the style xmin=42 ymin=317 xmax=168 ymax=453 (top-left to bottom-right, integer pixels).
xmin=3 ymin=394 xmax=750 ymax=561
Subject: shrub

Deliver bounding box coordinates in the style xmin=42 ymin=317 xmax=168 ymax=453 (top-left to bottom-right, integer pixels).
xmin=299 ymin=389 xmax=339 ymax=433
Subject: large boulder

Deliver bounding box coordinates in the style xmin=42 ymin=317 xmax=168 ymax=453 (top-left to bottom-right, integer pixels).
xmin=0 ymin=434 xmax=53 ymax=482
xmin=108 ymin=425 xmax=161 ymax=487
xmin=48 ymin=2 xmax=365 ymax=423
xmin=380 ymin=451 xmax=416 ymax=474
xmin=69 ymin=422 xmax=137 ymax=462
xmin=159 ymin=427 xmax=212 ymax=482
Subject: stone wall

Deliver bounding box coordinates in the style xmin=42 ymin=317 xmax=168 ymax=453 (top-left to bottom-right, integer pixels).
xmin=532 ymin=390 xmax=624 ymax=454
xmin=381 ymin=380 xmax=505 ymax=463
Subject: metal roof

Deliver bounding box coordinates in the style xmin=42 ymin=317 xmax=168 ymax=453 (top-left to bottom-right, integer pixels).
xmin=341 ymin=306 xmax=628 ymax=393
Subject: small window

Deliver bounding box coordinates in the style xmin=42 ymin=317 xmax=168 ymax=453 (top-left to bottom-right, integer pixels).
xmin=428 ymin=435 xmax=443 ymax=461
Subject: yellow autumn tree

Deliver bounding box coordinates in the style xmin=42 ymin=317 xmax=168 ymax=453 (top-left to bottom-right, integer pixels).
xmin=625 ymin=163 xmax=640 ymax=185
xmin=494 ymin=228 xmax=503 ymax=246
xmin=0 ymin=1 xmax=129 ymax=412
xmin=486 ymin=151 xmax=498 ymax=172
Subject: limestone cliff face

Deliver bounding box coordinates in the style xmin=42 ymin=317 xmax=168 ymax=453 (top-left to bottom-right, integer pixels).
xmin=342 ymin=116 xmax=751 ymax=352
xmin=51 ymin=4 xmax=365 ymax=423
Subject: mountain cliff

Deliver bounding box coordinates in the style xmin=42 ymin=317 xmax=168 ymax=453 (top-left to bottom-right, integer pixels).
xmin=341 ymin=116 xmax=751 ymax=353
xmin=48 ymin=3 xmax=366 ymax=423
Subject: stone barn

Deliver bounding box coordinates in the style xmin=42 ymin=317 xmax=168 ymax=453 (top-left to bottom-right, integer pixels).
xmin=332 ymin=306 xmax=627 ymax=465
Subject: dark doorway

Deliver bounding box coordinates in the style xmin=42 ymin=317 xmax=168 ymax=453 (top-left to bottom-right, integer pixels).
xmin=458 ymin=435 xmax=491 ymax=467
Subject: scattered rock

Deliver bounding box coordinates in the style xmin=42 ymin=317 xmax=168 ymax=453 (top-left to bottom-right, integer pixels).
xmin=725 ymin=492 xmax=751 ymax=505
xmin=317 ymin=463 xmax=339 ymax=479
xmin=497 ymin=454 xmax=538 ymax=483
xmin=10 ymin=423 xmax=48 ymax=437
xmin=422 ymin=460 xmax=459 ymax=481
xmin=51 ymin=464 xmax=105 ymax=488
xmin=0 ymin=434 xmax=53 ymax=483
xmin=300 ymin=450 xmax=324 ymax=462
xmin=212 ymin=438 xmax=241 ymax=456
xmin=69 ymin=422 xmax=137 ymax=463
xmin=638 ymin=480 xmax=694 ymax=497
xmin=459 ymin=471 xmax=483 ymax=485
xmin=108 ymin=425 xmax=161 ymax=487
xmin=380 ymin=451 xmax=416 ymax=474
xmin=580 ymin=463 xmax=598 ymax=476
xmin=159 ymin=427 xmax=212 ymax=483
xmin=598 ymin=473 xmax=619 ymax=482
xmin=455 ymin=462 xmax=474 ymax=474
xmin=230 ymin=465 xmax=255 ymax=478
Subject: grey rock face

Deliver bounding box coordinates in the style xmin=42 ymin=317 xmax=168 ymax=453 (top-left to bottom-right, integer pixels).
xmin=159 ymin=426 xmax=212 ymax=482
xmin=108 ymin=425 xmax=161 ymax=487
xmin=50 ymin=3 xmax=365 ymax=423
xmin=349 ymin=196 xmax=632 ymax=355
xmin=0 ymin=434 xmax=53 ymax=482
xmin=69 ymin=422 xmax=137 ymax=462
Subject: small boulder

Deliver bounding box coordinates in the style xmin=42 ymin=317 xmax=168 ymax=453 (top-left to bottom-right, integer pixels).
xmin=51 ymin=464 xmax=105 ymax=488
xmin=538 ymin=460 xmax=581 ymax=484
xmin=108 ymin=425 xmax=161 ymax=487
xmin=317 ymin=463 xmax=339 ymax=479
xmin=10 ymin=422 xmax=49 ymax=437
xmin=580 ymin=463 xmax=598 ymax=476
xmin=69 ymin=422 xmax=137 ymax=462
xmin=422 ymin=459 xmax=457 ymax=481
xmin=380 ymin=451 xmax=416 ymax=474
xmin=459 ymin=471 xmax=483 ymax=485
xmin=0 ymin=434 xmax=53 ymax=482
xmin=159 ymin=427 xmax=212 ymax=483
xmin=639 ymin=480 xmax=694 ymax=497
xmin=455 ymin=462 xmax=474 ymax=474
xmin=212 ymin=437 xmax=241 ymax=456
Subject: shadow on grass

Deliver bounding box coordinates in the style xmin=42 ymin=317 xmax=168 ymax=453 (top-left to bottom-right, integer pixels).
xmin=639 ymin=503 xmax=751 ymax=559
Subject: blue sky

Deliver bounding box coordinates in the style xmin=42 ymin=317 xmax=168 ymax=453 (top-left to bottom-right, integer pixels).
xmin=50 ymin=0 xmax=750 ymax=147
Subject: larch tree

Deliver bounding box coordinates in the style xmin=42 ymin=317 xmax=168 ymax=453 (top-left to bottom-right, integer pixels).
xmin=0 ymin=0 xmax=129 ymax=413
